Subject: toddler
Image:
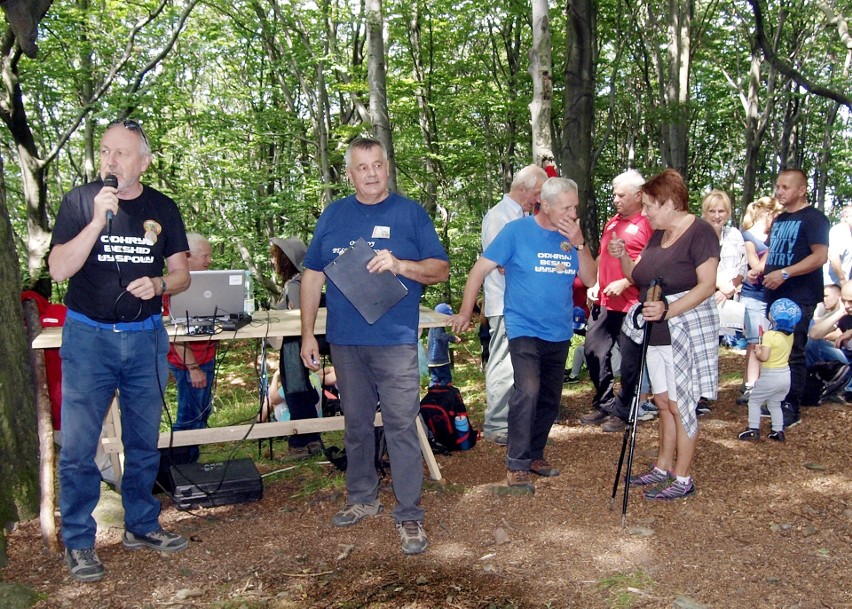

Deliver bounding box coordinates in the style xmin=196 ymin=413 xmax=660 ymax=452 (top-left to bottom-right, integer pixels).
xmin=427 ymin=303 xmax=462 ymax=386
xmin=738 ymin=298 xmax=801 ymax=443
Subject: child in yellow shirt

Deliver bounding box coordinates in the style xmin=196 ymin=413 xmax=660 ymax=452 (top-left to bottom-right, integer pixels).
xmin=738 ymin=298 xmax=801 ymax=443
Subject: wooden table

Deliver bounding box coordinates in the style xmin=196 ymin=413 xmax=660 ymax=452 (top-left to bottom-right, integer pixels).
xmin=33 ymin=307 xmax=451 ymax=488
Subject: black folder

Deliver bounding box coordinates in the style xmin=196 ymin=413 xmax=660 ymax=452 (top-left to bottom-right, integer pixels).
xmin=323 ymin=238 xmax=409 ymax=324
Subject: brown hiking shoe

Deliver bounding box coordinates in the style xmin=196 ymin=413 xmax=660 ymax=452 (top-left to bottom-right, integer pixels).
xmin=531 ymin=459 xmax=560 ymax=477
xmin=506 ymin=469 xmax=535 ymax=493
xmin=580 ymin=410 xmax=607 ymax=425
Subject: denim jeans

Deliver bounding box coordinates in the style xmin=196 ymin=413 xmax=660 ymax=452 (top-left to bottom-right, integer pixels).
xmin=805 ymin=338 xmax=852 ymax=390
xmin=330 ymin=343 xmax=424 ymax=523
xmin=59 ymin=315 xmax=169 ymax=549
xmin=428 ymin=364 xmax=452 ymax=387
xmin=169 ymin=359 xmax=215 ymax=462
xmin=506 ymin=336 xmax=570 ymax=471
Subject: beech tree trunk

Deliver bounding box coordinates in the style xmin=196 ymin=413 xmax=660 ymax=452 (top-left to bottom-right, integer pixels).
xmin=562 ymin=0 xmax=598 ymax=249
xmin=0 ymin=151 xmax=40 ymax=564
xmin=366 ymin=0 xmax=397 ymax=193
xmin=529 ymin=0 xmax=554 ymax=166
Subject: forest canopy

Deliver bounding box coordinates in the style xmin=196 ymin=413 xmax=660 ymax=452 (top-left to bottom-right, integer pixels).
xmin=3 ymin=0 xmax=850 ymax=304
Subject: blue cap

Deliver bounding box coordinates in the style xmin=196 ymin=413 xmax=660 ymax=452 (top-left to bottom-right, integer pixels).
xmin=435 ymin=303 xmax=453 ymax=315
xmin=573 ymin=306 xmax=587 ymax=330
xmin=769 ymin=298 xmax=802 ymax=332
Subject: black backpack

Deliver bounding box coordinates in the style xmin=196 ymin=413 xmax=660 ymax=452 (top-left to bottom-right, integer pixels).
xmin=419 ymin=384 xmax=477 ymax=452
xmin=801 ymin=361 xmax=851 ymax=406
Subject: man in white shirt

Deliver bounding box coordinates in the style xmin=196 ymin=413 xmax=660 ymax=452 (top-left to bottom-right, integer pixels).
xmin=480 ymin=165 xmax=547 ymax=444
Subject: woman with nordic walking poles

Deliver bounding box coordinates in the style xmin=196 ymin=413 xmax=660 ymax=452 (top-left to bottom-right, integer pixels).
xmin=609 ymin=169 xmax=720 ymax=500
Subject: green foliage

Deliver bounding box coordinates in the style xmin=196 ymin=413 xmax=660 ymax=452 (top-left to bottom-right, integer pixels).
xmin=4 ymin=0 xmax=852 ymax=293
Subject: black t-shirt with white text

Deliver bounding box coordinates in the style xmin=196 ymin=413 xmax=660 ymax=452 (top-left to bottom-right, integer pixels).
xmin=764 ymin=206 xmax=829 ymax=307
xmin=51 ymin=180 xmax=189 ymax=322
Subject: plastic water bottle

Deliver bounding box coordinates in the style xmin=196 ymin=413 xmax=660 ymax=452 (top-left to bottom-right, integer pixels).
xmin=274 ymin=403 xmax=290 ymax=422
xmin=454 ymin=414 xmax=472 ymax=450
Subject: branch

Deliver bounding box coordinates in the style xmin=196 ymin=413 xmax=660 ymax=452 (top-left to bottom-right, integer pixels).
xmin=746 ymin=0 xmax=852 ymax=109
xmin=41 ymin=0 xmax=174 ymax=167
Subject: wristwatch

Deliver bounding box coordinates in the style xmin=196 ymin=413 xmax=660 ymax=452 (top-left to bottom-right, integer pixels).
xmin=159 ymin=277 xmax=168 ymax=295
xmin=780 ymin=269 xmax=790 ymax=281
xmin=575 ymin=242 xmax=585 ymax=251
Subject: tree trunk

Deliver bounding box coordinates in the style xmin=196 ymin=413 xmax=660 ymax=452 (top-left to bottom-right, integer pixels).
xmin=664 ymin=0 xmax=691 ymax=175
xmin=365 ymin=0 xmax=397 ymax=193
xmin=0 ymin=151 xmax=40 ymax=563
xmin=529 ymin=0 xmax=553 ymax=166
xmin=406 ymin=2 xmax=441 ymax=216
xmin=562 ymin=0 xmax=598 ymax=250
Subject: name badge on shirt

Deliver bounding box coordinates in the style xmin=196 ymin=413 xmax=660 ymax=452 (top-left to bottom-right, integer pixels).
xmin=625 ymin=223 xmax=639 ymax=235
xmin=372 ymin=225 xmax=391 ymax=239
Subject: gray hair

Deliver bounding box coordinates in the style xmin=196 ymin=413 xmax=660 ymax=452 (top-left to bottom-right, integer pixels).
xmin=612 ymin=169 xmax=645 ymax=192
xmin=344 ymin=137 xmax=388 ymax=168
xmin=511 ymin=165 xmax=548 ymax=191
xmin=186 ymin=232 xmax=209 ymax=250
xmin=541 ymin=177 xmax=578 ymax=204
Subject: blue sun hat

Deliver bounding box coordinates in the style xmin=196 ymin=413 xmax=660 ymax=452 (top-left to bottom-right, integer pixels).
xmin=435 ymin=303 xmax=453 ymax=316
xmin=768 ymin=298 xmax=802 ymax=332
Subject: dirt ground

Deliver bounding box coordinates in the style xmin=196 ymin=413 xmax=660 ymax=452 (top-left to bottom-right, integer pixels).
xmin=3 ymin=351 xmax=851 ymax=608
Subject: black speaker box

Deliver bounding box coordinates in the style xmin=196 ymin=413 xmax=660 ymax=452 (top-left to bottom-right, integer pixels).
xmin=169 ymin=458 xmax=263 ymax=510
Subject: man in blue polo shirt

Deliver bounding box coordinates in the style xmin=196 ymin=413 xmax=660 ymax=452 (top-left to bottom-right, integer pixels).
xmin=299 ymin=137 xmax=449 ymax=555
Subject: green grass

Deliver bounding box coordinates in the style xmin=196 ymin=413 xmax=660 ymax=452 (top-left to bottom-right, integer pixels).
xmin=597 ymin=571 xmax=655 ymax=609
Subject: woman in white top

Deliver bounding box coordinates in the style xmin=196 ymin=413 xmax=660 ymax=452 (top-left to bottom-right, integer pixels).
xmin=701 ymin=190 xmax=747 ymax=305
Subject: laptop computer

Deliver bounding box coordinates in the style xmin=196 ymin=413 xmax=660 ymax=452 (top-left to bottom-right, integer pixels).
xmin=168 ymin=270 xmax=253 ymax=324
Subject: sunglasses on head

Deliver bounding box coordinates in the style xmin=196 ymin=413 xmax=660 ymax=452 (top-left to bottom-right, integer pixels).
xmin=107 ymin=119 xmax=150 ymax=149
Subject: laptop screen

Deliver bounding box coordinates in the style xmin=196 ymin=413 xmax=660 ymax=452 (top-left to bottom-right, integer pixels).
xmin=168 ymin=270 xmax=252 ymax=322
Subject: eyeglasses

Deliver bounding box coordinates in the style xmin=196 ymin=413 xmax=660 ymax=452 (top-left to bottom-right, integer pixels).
xmin=107 ymin=119 xmax=150 ymax=150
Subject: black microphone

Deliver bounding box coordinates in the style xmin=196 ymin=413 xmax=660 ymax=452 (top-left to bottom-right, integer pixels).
xmin=103 ymin=174 xmax=118 ymax=221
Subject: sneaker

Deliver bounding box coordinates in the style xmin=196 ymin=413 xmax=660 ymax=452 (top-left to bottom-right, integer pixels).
xmin=564 ymin=371 xmax=580 ymax=384
xmin=396 ymin=520 xmax=428 ymax=555
xmin=645 ymin=478 xmax=695 ymax=500
xmin=781 ymin=403 xmax=801 ymax=429
xmin=580 ymin=410 xmax=607 ymax=425
xmin=696 ymin=398 xmax=712 ymax=416
xmin=628 ymin=467 xmax=672 ymax=487
xmin=484 ymin=431 xmax=508 ymax=446
xmin=601 ymin=416 xmax=627 ymax=432
xmin=636 ymin=400 xmax=658 ymax=421
xmin=737 ymin=427 xmax=760 ymax=441
xmin=506 ymin=469 xmax=535 ymax=493
xmin=123 ymin=528 xmax=188 ymax=553
xmin=64 ymin=548 xmax=105 ymax=583
xmin=736 ymin=388 xmax=752 ymax=406
xmin=530 ymin=459 xmax=560 ymax=477
xmin=768 ymin=430 xmax=786 ymax=442
xmin=331 ymin=499 xmax=383 ymax=527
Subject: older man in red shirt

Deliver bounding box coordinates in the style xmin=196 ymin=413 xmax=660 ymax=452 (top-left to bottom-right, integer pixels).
xmin=580 ymin=170 xmax=653 ymax=432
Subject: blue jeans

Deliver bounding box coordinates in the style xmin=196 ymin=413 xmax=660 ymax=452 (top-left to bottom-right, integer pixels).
xmin=59 ymin=316 xmax=169 ymax=550
xmin=506 ymin=336 xmax=570 ymax=471
xmin=169 ymin=359 xmax=215 ymax=462
xmin=330 ymin=343 xmax=424 ymax=523
xmin=805 ymin=338 xmax=852 ymax=390
xmin=428 ymin=364 xmax=452 ymax=387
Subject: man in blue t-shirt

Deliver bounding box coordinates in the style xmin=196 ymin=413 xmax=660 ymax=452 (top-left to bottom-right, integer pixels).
xmin=451 ymin=177 xmax=597 ymax=493
xmin=755 ymin=169 xmax=829 ymax=428
xmin=300 ymin=137 xmax=448 ymax=555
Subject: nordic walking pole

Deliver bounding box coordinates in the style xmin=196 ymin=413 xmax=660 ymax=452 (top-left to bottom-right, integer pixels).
xmin=609 ymin=279 xmax=663 ymax=527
